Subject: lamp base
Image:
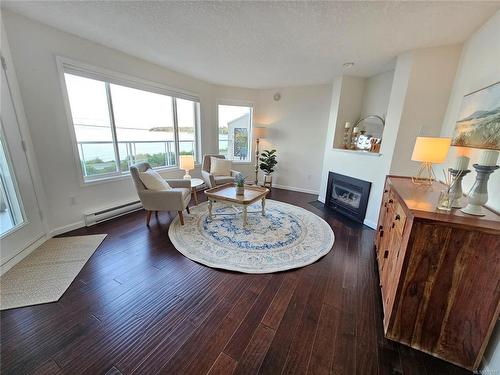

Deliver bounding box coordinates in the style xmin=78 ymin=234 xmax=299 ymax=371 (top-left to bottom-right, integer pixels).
xmin=412 ymin=162 xmax=436 ymax=186
xmin=183 ymin=171 xmax=192 ymax=180
xmin=460 ymin=204 xmax=485 ymax=216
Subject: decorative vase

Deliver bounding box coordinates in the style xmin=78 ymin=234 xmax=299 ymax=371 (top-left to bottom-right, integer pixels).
xmin=461 ymin=164 xmax=499 ymax=216
xmin=236 ymin=185 xmax=245 ymax=195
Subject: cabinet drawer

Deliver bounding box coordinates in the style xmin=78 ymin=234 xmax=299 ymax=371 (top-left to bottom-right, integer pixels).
xmin=393 ymin=202 xmax=406 ymax=235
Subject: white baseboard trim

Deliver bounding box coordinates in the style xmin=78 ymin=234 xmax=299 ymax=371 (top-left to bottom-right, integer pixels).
xmin=49 ymin=220 xmax=85 ymax=237
xmin=363 ymin=218 xmax=377 ymax=230
xmin=1 ymin=235 xmax=48 ymax=275
xmin=272 ymin=184 xmax=319 ymax=195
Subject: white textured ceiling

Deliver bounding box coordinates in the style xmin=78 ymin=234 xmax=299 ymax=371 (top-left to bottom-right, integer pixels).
xmin=3 ymin=1 xmax=499 ymax=88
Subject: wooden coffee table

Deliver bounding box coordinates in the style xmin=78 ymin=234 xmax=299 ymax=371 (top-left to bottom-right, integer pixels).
xmin=204 ymin=183 xmax=269 ymax=226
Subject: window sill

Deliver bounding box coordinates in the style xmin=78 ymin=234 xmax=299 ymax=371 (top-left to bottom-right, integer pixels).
xmin=80 ymin=164 xmax=197 ymax=187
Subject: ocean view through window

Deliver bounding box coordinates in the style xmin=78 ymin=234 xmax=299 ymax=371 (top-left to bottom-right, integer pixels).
xmin=62 ymin=67 xmax=200 ymax=182
xmin=218 ymin=104 xmax=253 ymax=162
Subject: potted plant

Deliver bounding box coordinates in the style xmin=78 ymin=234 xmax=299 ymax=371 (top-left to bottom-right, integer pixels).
xmin=259 ymin=149 xmax=278 ymax=188
xmin=234 ymin=174 xmax=246 ymax=195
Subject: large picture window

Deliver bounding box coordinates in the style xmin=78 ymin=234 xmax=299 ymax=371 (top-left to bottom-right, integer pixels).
xmin=218 ymin=104 xmax=253 ymax=162
xmin=62 ymin=67 xmax=200 ymax=182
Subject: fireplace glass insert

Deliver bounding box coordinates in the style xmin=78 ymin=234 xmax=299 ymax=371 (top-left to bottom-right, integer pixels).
xmin=325 ymin=172 xmax=371 ymax=223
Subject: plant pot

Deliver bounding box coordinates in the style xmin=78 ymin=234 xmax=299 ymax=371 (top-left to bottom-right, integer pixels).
xmin=263 ymin=174 xmax=272 ymax=188
xmin=236 ymin=185 xmax=245 ymax=195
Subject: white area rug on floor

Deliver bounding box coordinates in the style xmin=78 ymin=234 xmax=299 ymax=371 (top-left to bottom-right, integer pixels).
xmin=0 ymin=234 xmax=107 ymax=310
xmin=168 ymin=200 xmax=334 ymax=274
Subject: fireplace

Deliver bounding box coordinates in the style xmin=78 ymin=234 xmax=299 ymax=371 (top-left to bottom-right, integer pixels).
xmin=325 ymin=172 xmax=371 ymax=223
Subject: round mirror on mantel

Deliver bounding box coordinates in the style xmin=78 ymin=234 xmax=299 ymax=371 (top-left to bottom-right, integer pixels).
xmin=354 ymin=115 xmax=385 ymax=152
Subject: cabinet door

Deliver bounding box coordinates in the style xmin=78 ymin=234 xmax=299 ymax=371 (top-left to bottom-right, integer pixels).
xmin=380 ymin=200 xmax=406 ymax=331
xmin=382 ymin=224 xmax=403 ymax=331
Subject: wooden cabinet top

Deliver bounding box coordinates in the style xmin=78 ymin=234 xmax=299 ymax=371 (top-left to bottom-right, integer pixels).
xmin=386 ymin=176 xmax=500 ymax=233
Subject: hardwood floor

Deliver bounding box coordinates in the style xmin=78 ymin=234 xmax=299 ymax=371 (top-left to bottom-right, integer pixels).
xmin=1 ymin=188 xmax=473 ymax=375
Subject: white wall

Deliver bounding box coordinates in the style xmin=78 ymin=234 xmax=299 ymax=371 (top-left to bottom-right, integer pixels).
xmin=438 ymin=11 xmax=500 ymax=372
xmin=360 ymin=70 xmax=394 ymax=118
xmin=331 ymin=76 xmax=365 ymax=149
xmin=390 ymin=45 xmax=462 ymax=176
xmin=359 ymin=70 xmax=394 ymax=138
xmin=254 ymin=85 xmax=332 ymax=194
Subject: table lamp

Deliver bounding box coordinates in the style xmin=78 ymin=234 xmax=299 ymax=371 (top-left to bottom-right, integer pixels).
xmin=411 ymin=137 xmax=451 ymax=185
xmin=254 ymin=127 xmax=267 ymax=185
xmin=179 ymin=155 xmax=195 ymax=180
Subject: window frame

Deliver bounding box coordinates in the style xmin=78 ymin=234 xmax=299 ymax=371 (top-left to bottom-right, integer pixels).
xmin=56 ymin=57 xmax=201 ymax=185
xmin=0 ymin=122 xmax=26 ymax=239
xmin=216 ymin=99 xmax=254 ymax=164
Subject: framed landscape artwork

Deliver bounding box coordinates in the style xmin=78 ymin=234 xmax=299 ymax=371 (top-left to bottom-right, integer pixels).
xmin=451 ymin=81 xmax=500 ymax=150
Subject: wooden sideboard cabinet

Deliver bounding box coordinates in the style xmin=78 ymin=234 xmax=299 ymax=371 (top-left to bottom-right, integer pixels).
xmin=374 ymin=176 xmax=500 ymax=371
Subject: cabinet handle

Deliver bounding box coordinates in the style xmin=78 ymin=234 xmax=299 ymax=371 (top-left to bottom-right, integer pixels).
xmin=395 ymin=214 xmax=401 ymax=221
xmin=384 ymin=250 xmax=389 ymax=259
xmin=384 ymin=189 xmax=388 ymax=193
xmin=388 ymin=199 xmax=394 ymax=204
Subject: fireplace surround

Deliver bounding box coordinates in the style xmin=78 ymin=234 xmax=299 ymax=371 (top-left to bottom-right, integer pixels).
xmin=325 ymin=172 xmax=371 ymax=223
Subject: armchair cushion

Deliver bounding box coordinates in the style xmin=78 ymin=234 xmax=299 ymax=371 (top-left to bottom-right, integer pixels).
xmin=210 ymin=157 xmax=232 ymax=176
xmin=139 ymin=169 xmax=171 ymax=191
xmin=214 ymin=176 xmax=234 ymax=185
xmin=139 ymin=188 xmax=190 ymax=212
xmin=202 ymin=170 xmax=216 ymax=189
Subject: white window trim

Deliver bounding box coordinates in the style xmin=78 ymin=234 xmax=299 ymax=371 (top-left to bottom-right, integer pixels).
xmin=216 ymin=99 xmax=254 ymax=164
xmin=55 ymin=56 xmax=202 ymax=185
xmin=0 ymin=123 xmax=28 ymax=239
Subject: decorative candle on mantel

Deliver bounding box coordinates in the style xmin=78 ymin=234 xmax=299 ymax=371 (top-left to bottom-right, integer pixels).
xmin=345 ymin=122 xmax=351 ymax=129
xmin=479 ymin=149 xmax=499 ymax=166
xmin=353 ymin=126 xmax=359 ymax=133
xmin=454 ymin=155 xmax=470 ymax=171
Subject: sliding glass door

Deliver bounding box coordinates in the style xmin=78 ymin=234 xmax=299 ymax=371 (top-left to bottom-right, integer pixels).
xmin=1 ymin=60 xmax=45 ymax=270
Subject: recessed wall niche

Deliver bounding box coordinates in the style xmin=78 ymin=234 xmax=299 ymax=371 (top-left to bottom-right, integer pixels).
xmin=332 ymin=70 xmax=395 ymax=153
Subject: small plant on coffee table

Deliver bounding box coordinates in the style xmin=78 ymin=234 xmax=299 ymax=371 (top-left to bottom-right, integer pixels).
xmin=234 ymin=174 xmax=246 ymax=187
xmin=234 ymin=174 xmax=246 ymax=195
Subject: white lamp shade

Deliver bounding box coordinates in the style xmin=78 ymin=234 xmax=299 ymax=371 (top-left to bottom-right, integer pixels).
xmin=254 ymin=127 xmax=267 ymax=139
xmin=411 ymin=137 xmax=451 ymax=163
xmin=179 ymin=155 xmax=195 ymax=170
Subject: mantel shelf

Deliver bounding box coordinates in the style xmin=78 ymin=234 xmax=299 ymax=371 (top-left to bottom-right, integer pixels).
xmin=332 ymin=148 xmax=382 ymax=157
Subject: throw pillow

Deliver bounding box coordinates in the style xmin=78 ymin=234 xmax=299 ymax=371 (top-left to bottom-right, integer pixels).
xmin=138 ymin=169 xmax=171 ymax=190
xmin=210 ymin=157 xmax=232 ymax=176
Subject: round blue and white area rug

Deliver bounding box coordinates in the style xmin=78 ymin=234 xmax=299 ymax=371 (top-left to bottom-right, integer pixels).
xmin=168 ymin=199 xmax=335 ymax=274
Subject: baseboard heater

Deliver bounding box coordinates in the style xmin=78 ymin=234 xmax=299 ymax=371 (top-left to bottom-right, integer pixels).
xmin=84 ymin=200 xmax=143 ymax=226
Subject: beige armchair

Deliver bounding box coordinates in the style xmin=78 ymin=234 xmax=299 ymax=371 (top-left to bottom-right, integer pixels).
xmin=201 ymin=154 xmax=241 ymax=189
xmin=130 ymin=162 xmax=191 ymax=225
